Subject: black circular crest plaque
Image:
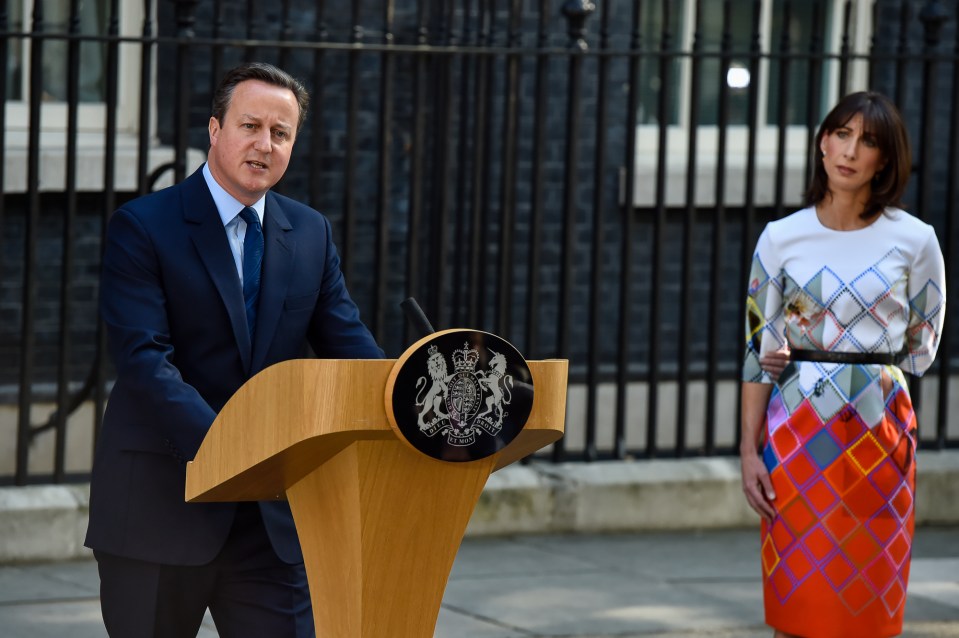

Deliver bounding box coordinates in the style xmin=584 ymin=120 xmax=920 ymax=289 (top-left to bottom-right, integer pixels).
xmin=386 ymin=329 xmax=533 ymax=462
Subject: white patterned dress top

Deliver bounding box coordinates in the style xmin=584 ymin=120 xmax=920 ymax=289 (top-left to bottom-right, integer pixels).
xmin=743 ymin=206 xmax=946 ymax=383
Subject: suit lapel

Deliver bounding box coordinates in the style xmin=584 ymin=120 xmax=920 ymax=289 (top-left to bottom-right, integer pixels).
xmin=251 ymin=194 xmax=294 ymax=372
xmin=181 ymin=171 xmax=253 ymax=372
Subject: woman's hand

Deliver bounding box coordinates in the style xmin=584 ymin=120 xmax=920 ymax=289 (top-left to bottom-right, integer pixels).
xmin=760 ymin=348 xmax=791 ymax=381
xmin=740 ymin=382 xmax=777 ymax=522
xmin=740 ymin=449 xmax=777 ymax=521
xmin=881 ymin=367 xmax=893 ymax=400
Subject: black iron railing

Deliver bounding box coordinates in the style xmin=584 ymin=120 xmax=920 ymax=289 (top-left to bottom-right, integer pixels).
xmin=1 ymin=0 xmax=957 ymax=485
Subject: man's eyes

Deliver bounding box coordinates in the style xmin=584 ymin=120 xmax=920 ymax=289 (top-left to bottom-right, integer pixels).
xmin=239 ymin=122 xmax=289 ymax=139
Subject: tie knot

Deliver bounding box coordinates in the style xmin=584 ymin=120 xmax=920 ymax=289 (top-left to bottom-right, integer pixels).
xmin=239 ymin=207 xmax=260 ymax=229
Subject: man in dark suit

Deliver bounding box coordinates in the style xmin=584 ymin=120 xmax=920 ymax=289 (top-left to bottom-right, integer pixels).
xmin=85 ymin=62 xmax=383 ymax=637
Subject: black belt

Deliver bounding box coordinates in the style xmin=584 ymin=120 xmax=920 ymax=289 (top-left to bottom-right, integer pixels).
xmin=790 ymin=349 xmax=898 ymax=365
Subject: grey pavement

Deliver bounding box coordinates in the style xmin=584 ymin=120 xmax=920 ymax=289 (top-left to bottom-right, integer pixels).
xmin=0 ymin=526 xmax=956 ymax=638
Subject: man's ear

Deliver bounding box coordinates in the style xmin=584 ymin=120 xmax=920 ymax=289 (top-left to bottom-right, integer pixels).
xmin=208 ymin=116 xmax=220 ymax=146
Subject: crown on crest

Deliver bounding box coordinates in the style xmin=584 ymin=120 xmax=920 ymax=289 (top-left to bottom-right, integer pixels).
xmin=452 ymin=342 xmax=479 ymax=372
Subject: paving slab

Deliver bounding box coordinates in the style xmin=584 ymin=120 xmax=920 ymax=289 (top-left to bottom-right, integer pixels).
xmin=0 ymin=527 xmax=954 ymax=637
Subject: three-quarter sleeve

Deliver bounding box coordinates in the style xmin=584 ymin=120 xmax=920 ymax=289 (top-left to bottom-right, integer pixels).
xmin=743 ymin=226 xmax=787 ymax=383
xmin=898 ymin=226 xmax=947 ymax=376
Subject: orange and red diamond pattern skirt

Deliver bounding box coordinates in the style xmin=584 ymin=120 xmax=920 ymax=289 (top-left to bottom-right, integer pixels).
xmin=761 ymin=375 xmax=916 ymax=638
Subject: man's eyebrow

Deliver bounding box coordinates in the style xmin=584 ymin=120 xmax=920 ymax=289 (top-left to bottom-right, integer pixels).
xmin=237 ymin=113 xmax=293 ymax=132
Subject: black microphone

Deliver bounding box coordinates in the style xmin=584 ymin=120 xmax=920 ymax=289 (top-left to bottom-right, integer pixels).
xmin=400 ymin=297 xmax=435 ymax=339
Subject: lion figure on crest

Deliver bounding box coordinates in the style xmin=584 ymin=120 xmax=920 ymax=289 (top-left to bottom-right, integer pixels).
xmin=415 ymin=348 xmax=450 ymax=429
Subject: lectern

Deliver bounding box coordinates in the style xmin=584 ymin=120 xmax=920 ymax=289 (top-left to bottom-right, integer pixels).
xmin=185 ymin=329 xmax=567 ymax=637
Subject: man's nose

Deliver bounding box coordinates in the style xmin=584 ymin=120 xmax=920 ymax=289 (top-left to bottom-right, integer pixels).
xmin=253 ymin=130 xmax=272 ymax=152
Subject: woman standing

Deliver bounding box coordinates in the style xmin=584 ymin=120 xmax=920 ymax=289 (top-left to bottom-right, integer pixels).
xmin=740 ymin=91 xmax=946 ymax=637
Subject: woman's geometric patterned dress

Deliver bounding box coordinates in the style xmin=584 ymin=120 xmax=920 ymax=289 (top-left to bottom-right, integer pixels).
xmin=743 ymin=207 xmax=946 ymax=638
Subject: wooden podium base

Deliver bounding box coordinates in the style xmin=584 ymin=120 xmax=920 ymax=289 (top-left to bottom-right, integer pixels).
xmin=287 ymin=439 xmax=496 ymax=637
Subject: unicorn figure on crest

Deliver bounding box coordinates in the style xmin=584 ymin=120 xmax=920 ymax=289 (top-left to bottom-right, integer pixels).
xmin=476 ymin=349 xmax=513 ymax=426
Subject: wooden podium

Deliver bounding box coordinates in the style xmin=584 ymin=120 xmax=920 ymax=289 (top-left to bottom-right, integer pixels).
xmin=185 ymin=332 xmax=567 ymax=637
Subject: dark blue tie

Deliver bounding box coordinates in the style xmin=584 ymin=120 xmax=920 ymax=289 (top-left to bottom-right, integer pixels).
xmin=239 ymin=207 xmax=263 ymax=338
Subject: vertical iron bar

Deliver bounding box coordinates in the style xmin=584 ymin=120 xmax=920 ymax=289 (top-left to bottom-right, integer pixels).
xmin=916 ymin=1 xmax=947 ymax=222
xmin=373 ymin=0 xmax=396 ymax=340
xmin=451 ymin=0 xmax=475 ymax=328
xmin=555 ymin=0 xmax=593 ymax=462
xmin=803 ymin=0 xmax=824 ymax=190
xmin=736 ymin=0 xmax=763 ymax=451
xmin=914 ymin=0 xmax=947 ymax=429
xmin=278 ymin=0 xmax=293 ymax=72
xmin=868 ymin=0 xmax=878 ymax=90
xmin=837 ymin=0 xmax=852 ymax=97
xmin=16 ymin=0 xmax=45 ymax=485
xmin=405 ymin=0 xmax=430 ymax=343
xmin=244 ymin=0 xmax=257 ymax=61
xmin=103 ymin=1 xmax=120 ymax=215
xmin=0 ymin=1 xmax=11 ymax=470
xmin=451 ymin=0 xmax=473 ymax=326
xmin=525 ymin=0 xmax=551 ymax=359
xmin=938 ymin=11 xmax=959 ymax=449
xmin=429 ymin=1 xmax=455 ymax=329
xmin=309 ymin=3 xmax=328 ymax=210
xmin=172 ymin=0 xmax=199 ymax=183
xmin=137 ymin=0 xmax=156 ymax=196
xmin=706 ymin=0 xmax=733 ymax=456
xmin=677 ymin=0 xmax=703 ymax=457
xmin=495 ymin=0 xmax=523 ymax=336
xmin=467 ymin=0 xmax=492 ymax=328
xmin=477 ymin=0 xmax=499 ymax=329
xmin=95 ymin=0 xmax=121 ymax=449
xmin=342 ymin=1 xmax=363 ymax=285
xmin=558 ymin=0 xmax=590 ymax=361
xmin=585 ymin=0 xmax=610 ymax=461
xmin=0 ymin=0 xmax=8 ymax=297
xmin=773 ymin=0 xmax=791 ymax=219
xmin=615 ymin=0 xmax=642 ymax=459
xmin=210 ymin=0 xmax=224 ymax=98
xmin=894 ymin=0 xmax=911 ymax=107
xmin=52 ymin=0 xmax=84 ymax=482
xmin=646 ymin=0 xmax=671 ymax=458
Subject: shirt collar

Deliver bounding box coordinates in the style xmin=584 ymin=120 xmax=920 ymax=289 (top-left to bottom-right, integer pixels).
xmin=202 ymin=162 xmax=265 ymax=227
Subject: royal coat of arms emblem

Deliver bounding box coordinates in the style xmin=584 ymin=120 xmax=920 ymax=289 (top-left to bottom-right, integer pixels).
xmin=387 ymin=329 xmax=533 ymax=462
xmin=416 ymin=342 xmax=514 ymax=446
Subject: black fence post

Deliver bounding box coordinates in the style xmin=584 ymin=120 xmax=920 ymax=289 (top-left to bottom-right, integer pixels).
xmin=918 ymin=0 xmax=949 ymax=446
xmin=614 ymin=0 xmax=642 ymax=460
xmin=525 ymin=0 xmax=553 ymax=360
xmin=51 ymin=0 xmax=84 ymax=483
xmin=171 ymin=0 xmax=200 ymax=184
xmin=940 ymin=10 xmax=959 ymax=450
xmin=139 ymin=0 xmax=157 ymax=196
xmin=917 ymin=0 xmax=948 ymax=220
xmin=647 ymin=0 xmax=673 ymax=459
xmin=16 ymin=0 xmax=45 ymax=486
xmin=586 ymin=0 xmax=612 ymax=462
xmin=555 ymin=0 xmax=594 ymax=462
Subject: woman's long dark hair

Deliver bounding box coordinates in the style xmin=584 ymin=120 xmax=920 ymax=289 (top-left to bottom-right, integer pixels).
xmin=803 ymin=91 xmax=911 ymax=220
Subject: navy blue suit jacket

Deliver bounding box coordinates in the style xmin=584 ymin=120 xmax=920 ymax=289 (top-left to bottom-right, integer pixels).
xmin=85 ymin=167 xmax=383 ymax=565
